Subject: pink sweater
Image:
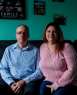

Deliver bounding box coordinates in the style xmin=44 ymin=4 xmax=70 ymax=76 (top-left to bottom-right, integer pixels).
xmin=39 ymin=43 xmax=77 ymax=90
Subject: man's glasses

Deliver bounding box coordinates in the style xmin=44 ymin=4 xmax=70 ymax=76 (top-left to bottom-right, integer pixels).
xmin=16 ymin=31 xmax=26 ymax=35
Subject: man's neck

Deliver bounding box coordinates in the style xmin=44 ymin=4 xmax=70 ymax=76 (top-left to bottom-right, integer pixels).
xmin=18 ymin=42 xmax=28 ymax=48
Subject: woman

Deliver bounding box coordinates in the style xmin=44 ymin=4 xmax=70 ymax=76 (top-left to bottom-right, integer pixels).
xmin=39 ymin=22 xmax=77 ymax=95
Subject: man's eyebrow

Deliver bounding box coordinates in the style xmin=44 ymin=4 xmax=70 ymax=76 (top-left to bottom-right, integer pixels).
xmin=17 ymin=31 xmax=25 ymax=33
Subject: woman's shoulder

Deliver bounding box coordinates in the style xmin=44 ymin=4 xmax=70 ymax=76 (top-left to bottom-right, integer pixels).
xmin=64 ymin=42 xmax=73 ymax=49
xmin=40 ymin=43 xmax=47 ymax=49
xmin=39 ymin=43 xmax=48 ymax=57
xmin=39 ymin=43 xmax=48 ymax=54
xmin=63 ymin=42 xmax=76 ymax=54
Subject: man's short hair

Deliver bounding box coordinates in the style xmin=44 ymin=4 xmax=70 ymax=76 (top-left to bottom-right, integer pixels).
xmin=16 ymin=24 xmax=29 ymax=38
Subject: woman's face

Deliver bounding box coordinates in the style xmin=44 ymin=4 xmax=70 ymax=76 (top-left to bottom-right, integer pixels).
xmin=46 ymin=26 xmax=58 ymax=44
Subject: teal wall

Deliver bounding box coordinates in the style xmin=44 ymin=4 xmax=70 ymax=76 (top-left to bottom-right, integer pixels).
xmin=0 ymin=0 xmax=77 ymax=41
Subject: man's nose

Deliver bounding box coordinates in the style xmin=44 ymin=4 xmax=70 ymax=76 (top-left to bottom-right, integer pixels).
xmin=21 ymin=33 xmax=24 ymax=35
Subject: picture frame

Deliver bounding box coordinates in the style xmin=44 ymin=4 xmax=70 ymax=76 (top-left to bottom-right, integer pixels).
xmin=0 ymin=0 xmax=25 ymax=19
xmin=34 ymin=0 xmax=45 ymax=15
xmin=52 ymin=0 xmax=64 ymax=2
xmin=53 ymin=14 xmax=66 ymax=25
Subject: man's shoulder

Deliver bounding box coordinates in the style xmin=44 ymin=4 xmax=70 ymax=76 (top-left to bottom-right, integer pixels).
xmin=29 ymin=43 xmax=38 ymax=49
xmin=5 ymin=43 xmax=17 ymax=51
xmin=28 ymin=44 xmax=38 ymax=53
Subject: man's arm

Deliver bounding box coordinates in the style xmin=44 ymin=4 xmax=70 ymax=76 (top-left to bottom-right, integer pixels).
xmin=23 ymin=67 xmax=43 ymax=83
xmin=0 ymin=47 xmax=15 ymax=85
xmin=23 ymin=49 xmax=43 ymax=83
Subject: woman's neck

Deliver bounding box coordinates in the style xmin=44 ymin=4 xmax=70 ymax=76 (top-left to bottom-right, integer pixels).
xmin=47 ymin=42 xmax=57 ymax=53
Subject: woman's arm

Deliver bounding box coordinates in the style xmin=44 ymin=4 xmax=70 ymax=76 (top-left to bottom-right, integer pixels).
xmin=52 ymin=43 xmax=77 ymax=90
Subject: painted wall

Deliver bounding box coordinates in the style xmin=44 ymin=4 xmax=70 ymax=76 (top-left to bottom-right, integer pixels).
xmin=0 ymin=0 xmax=77 ymax=41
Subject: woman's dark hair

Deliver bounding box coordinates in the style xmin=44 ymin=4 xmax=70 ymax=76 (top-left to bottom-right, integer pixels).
xmin=43 ymin=22 xmax=64 ymax=52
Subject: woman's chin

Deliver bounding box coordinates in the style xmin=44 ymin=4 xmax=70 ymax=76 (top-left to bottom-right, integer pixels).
xmin=48 ymin=40 xmax=57 ymax=44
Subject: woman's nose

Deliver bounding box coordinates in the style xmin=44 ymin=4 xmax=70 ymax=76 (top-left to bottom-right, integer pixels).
xmin=51 ymin=32 xmax=55 ymax=36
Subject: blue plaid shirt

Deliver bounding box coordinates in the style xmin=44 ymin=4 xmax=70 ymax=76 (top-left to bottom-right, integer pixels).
xmin=0 ymin=43 xmax=42 ymax=85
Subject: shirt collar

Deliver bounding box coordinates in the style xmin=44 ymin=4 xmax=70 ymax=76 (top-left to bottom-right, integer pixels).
xmin=13 ymin=42 xmax=32 ymax=50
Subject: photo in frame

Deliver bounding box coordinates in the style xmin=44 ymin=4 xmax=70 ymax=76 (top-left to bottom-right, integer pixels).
xmin=0 ymin=0 xmax=25 ymax=19
xmin=52 ymin=0 xmax=64 ymax=2
xmin=34 ymin=0 xmax=45 ymax=15
xmin=53 ymin=14 xmax=66 ymax=25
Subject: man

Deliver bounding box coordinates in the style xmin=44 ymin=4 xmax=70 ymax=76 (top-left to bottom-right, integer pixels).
xmin=0 ymin=25 xmax=42 ymax=95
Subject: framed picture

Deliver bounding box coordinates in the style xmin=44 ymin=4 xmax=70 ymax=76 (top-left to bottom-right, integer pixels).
xmin=34 ymin=0 xmax=45 ymax=15
xmin=53 ymin=14 xmax=66 ymax=25
xmin=0 ymin=0 xmax=25 ymax=19
xmin=52 ymin=0 xmax=64 ymax=2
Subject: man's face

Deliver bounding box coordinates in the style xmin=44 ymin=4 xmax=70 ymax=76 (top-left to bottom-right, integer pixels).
xmin=16 ymin=27 xmax=28 ymax=45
